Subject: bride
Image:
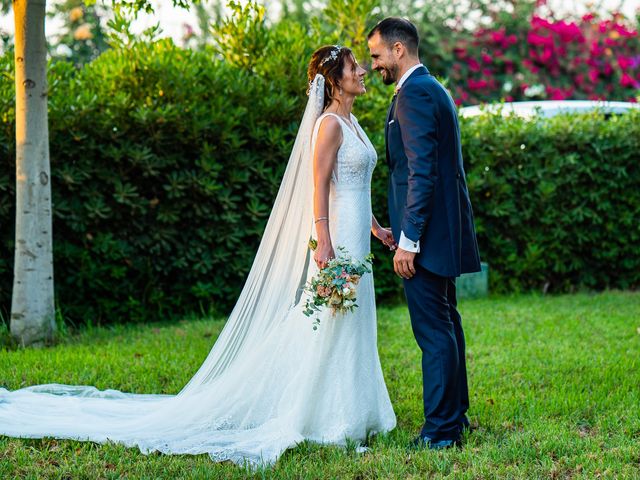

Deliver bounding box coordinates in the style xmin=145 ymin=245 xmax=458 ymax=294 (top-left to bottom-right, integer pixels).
xmin=0 ymin=45 xmax=397 ymax=467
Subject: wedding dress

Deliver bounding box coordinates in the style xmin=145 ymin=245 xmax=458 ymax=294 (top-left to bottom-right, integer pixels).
xmin=0 ymin=75 xmax=396 ymax=467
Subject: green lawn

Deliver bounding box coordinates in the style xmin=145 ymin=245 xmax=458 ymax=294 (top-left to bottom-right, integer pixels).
xmin=1 ymin=292 xmax=639 ymax=479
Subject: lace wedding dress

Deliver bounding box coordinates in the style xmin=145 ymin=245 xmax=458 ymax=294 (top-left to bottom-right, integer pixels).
xmin=0 ymin=75 xmax=396 ymax=467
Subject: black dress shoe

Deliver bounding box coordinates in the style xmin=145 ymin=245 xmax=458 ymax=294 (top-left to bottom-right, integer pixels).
xmin=408 ymin=435 xmax=461 ymax=451
xmin=460 ymin=417 xmax=470 ymax=431
xmin=461 ymin=421 xmax=472 ymax=436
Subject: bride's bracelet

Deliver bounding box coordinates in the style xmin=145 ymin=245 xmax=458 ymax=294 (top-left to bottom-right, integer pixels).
xmin=314 ymin=217 xmax=328 ymax=224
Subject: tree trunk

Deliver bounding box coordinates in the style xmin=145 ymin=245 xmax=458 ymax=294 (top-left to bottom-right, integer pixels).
xmin=11 ymin=0 xmax=55 ymax=347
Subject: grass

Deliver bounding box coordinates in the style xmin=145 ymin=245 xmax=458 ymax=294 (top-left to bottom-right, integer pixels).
xmin=1 ymin=291 xmax=639 ymax=479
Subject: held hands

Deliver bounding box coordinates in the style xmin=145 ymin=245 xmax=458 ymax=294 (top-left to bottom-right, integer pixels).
xmin=373 ymin=226 xmax=398 ymax=251
xmin=314 ymin=240 xmax=335 ymax=269
xmin=393 ymin=247 xmax=417 ymax=279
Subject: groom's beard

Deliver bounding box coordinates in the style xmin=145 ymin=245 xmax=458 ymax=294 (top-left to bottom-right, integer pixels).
xmin=380 ymin=64 xmax=399 ymax=85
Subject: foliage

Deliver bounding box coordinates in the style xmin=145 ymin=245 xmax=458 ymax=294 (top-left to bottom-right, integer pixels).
xmin=305 ymin=0 xmax=640 ymax=105
xmin=449 ymin=9 xmax=640 ymax=105
xmin=0 ymin=30 xmax=312 ymax=323
xmin=1 ymin=293 xmax=639 ymax=477
xmin=48 ymin=0 xmax=111 ymax=67
xmin=374 ymin=0 xmax=536 ymax=83
xmin=461 ymin=109 xmax=640 ymax=292
xmin=83 ymin=0 xmax=194 ymax=14
xmin=321 ymin=0 xmax=378 ymax=61
xmin=182 ymin=1 xmax=226 ymax=49
xmin=2 ymin=44 xmax=639 ymax=324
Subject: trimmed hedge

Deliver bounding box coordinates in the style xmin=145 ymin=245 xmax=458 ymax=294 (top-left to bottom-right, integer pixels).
xmin=461 ymin=109 xmax=640 ymax=292
xmin=1 ymin=39 xmax=638 ymax=325
xmin=0 ymin=39 xmax=319 ymax=323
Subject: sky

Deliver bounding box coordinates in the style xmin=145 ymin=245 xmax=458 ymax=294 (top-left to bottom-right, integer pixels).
xmin=0 ymin=0 xmax=638 ymax=45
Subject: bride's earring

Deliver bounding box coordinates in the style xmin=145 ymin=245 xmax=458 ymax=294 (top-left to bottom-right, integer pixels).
xmin=339 ymin=87 xmax=343 ymax=96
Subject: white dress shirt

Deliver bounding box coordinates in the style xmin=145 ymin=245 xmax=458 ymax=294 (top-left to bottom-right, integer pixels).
xmin=395 ymin=63 xmax=423 ymax=93
xmin=395 ymin=63 xmax=424 ymax=253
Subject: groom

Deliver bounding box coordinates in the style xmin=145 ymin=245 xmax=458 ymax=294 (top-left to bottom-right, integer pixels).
xmin=368 ymin=18 xmax=482 ymax=449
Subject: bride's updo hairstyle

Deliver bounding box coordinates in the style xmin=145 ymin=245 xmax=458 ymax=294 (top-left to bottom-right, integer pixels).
xmin=307 ymin=45 xmax=355 ymax=110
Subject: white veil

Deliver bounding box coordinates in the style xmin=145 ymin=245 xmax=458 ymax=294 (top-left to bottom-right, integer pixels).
xmin=181 ymin=74 xmax=325 ymax=392
xmin=0 ymin=74 xmax=328 ymax=465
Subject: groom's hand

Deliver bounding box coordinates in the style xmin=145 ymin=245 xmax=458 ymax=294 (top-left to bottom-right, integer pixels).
xmin=394 ymin=248 xmax=416 ymax=279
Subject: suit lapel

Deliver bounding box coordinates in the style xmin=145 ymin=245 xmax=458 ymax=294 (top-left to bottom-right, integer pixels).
xmin=385 ymin=93 xmax=397 ymax=168
xmin=386 ymin=66 xmax=430 ymax=169
xmin=384 ymin=65 xmax=429 ymax=170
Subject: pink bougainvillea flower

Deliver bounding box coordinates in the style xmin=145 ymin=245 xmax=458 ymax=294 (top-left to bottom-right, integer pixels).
xmin=467 ymin=58 xmax=481 ymax=72
xmin=617 ymin=56 xmax=632 ymax=70
xmin=540 ymin=47 xmax=554 ymax=62
xmin=449 ymin=9 xmax=639 ymax=106
xmin=531 ymin=16 xmax=551 ymax=29
xmin=491 ymin=30 xmax=506 ymax=43
xmin=614 ymin=23 xmax=636 ymax=38
xmin=590 ymin=41 xmax=604 ymax=55
xmin=468 ymin=78 xmax=489 ymax=91
xmin=528 ymin=31 xmax=554 ymax=47
xmin=454 ymin=47 xmax=467 ymax=59
xmin=552 ymin=20 xmax=582 ymax=43
xmin=620 ymin=73 xmax=637 ymax=87
xmin=523 ymin=59 xmax=539 ymax=74
xmin=546 ymin=86 xmax=566 ymax=100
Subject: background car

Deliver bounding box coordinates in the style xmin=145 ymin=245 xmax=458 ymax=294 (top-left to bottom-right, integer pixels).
xmin=458 ymin=100 xmax=640 ymax=118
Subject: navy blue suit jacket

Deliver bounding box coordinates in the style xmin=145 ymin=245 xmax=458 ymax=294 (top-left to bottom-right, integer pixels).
xmin=386 ymin=66 xmax=481 ymax=277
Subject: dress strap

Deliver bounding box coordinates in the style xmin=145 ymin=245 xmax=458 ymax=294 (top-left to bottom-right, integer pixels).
xmin=312 ymin=112 xmax=344 ymax=143
xmin=316 ymin=112 xmax=344 ymax=129
xmin=321 ymin=112 xmax=367 ymax=147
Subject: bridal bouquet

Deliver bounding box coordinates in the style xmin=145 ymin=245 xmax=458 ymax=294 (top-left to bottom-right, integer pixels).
xmin=303 ymin=238 xmax=373 ymax=330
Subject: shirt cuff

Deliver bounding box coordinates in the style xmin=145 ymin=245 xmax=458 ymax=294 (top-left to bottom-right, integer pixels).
xmin=399 ymin=231 xmax=420 ymax=253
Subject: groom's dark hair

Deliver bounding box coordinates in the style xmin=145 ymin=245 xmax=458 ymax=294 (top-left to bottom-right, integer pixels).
xmin=367 ymin=17 xmax=419 ymax=56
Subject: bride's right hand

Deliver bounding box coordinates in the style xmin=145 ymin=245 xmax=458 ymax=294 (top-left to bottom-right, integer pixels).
xmin=314 ymin=241 xmax=335 ymax=269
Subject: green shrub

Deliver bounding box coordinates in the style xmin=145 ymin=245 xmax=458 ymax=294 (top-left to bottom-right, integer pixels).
xmin=461 ymin=109 xmax=640 ymax=292
xmin=0 ymin=37 xmax=310 ymax=324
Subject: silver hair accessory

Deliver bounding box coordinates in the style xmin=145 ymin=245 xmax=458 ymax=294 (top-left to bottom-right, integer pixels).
xmin=319 ymin=45 xmax=342 ymax=67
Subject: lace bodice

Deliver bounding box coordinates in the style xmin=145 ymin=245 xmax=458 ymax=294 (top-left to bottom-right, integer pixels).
xmin=312 ymin=113 xmax=377 ymax=190
xmin=311 ymin=112 xmax=378 ymax=263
